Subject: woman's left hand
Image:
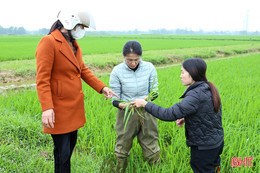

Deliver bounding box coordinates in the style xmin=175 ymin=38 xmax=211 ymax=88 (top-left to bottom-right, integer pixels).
xmin=176 ymin=118 xmax=185 ymax=127
xmin=132 ymin=99 xmax=148 ymax=108
xmin=102 ymin=87 xmax=119 ymax=99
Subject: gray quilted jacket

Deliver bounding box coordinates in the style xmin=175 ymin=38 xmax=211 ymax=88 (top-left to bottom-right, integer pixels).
xmin=109 ymin=60 xmax=158 ymax=102
xmin=145 ymin=81 xmax=224 ymax=150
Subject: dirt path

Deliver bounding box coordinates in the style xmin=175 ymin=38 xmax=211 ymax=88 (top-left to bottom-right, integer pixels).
xmin=0 ymin=70 xmax=23 ymax=84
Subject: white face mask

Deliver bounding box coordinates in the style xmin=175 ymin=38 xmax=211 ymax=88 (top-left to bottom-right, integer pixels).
xmin=71 ymin=25 xmax=85 ymax=39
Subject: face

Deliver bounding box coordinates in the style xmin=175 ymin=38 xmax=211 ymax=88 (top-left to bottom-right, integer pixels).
xmin=180 ymin=66 xmax=195 ymax=86
xmin=125 ymin=53 xmax=141 ymax=69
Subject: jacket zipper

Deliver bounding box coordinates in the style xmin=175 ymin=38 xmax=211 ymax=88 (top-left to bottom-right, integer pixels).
xmin=134 ymin=71 xmax=138 ymax=98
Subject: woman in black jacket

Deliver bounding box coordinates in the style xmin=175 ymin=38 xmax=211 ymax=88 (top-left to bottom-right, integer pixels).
xmin=133 ymin=58 xmax=224 ymax=173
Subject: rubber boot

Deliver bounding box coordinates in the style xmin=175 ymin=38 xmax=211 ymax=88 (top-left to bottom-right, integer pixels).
xmin=116 ymin=157 xmax=127 ymax=173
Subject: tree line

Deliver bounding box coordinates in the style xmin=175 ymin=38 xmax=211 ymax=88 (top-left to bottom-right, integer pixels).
xmin=0 ymin=25 xmax=259 ymax=35
xmin=0 ymin=26 xmax=48 ymax=35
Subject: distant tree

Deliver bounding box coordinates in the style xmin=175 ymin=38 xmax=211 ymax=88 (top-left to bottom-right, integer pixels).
xmin=38 ymin=28 xmax=49 ymax=35
xmin=0 ymin=25 xmax=7 ymax=35
xmin=16 ymin=27 xmax=26 ymax=35
xmin=0 ymin=25 xmax=259 ymax=35
xmin=8 ymin=26 xmax=15 ymax=35
xmin=239 ymin=31 xmax=248 ymax=35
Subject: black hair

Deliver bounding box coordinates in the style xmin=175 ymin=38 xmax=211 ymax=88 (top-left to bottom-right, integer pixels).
xmin=48 ymin=20 xmax=74 ymax=42
xmin=48 ymin=20 xmax=63 ymax=34
xmin=182 ymin=58 xmax=221 ymax=113
xmin=123 ymin=40 xmax=142 ymax=56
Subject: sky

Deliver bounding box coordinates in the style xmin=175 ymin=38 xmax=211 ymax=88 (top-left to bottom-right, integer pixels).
xmin=0 ymin=0 xmax=259 ymax=32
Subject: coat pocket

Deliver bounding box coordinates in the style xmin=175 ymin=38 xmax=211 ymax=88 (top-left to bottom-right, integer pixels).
xmin=57 ymin=80 xmax=62 ymax=97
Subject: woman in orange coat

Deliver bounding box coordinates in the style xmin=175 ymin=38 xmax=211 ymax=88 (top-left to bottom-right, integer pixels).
xmin=36 ymin=10 xmax=118 ymax=173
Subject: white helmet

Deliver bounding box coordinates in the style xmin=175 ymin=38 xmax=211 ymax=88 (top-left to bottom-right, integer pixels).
xmin=57 ymin=10 xmax=96 ymax=30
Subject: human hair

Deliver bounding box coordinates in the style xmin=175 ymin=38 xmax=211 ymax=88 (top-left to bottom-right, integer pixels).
xmin=48 ymin=20 xmax=63 ymax=34
xmin=123 ymin=40 xmax=142 ymax=56
xmin=182 ymin=58 xmax=221 ymax=113
xmin=48 ymin=20 xmax=74 ymax=42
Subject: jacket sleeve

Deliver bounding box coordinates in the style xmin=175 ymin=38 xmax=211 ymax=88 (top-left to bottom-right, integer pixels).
xmin=80 ymin=62 xmax=106 ymax=93
xmin=36 ymin=36 xmax=55 ymax=112
xmin=145 ymin=90 xmax=200 ymax=121
xmin=109 ymin=68 xmax=121 ymax=102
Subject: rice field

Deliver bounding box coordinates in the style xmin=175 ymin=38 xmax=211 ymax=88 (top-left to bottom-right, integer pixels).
xmin=1 ymin=35 xmax=260 ymax=80
xmin=0 ymin=53 xmax=259 ymax=172
xmin=1 ymin=35 xmax=260 ymax=61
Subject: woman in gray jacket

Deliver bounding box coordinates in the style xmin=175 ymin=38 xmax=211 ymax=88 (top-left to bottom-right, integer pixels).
xmin=109 ymin=40 xmax=160 ymax=172
xmin=133 ymin=58 xmax=224 ymax=173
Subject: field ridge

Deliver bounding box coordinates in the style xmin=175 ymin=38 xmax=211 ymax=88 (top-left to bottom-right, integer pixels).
xmin=0 ymin=52 xmax=259 ymax=94
xmin=1 ymin=44 xmax=260 ymax=86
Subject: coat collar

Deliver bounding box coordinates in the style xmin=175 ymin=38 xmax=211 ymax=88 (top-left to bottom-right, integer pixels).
xmin=180 ymin=81 xmax=205 ymax=98
xmin=51 ymin=29 xmax=81 ymax=72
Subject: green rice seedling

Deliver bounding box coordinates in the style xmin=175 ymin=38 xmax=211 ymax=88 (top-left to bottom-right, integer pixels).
xmin=1 ymin=35 xmax=260 ymax=62
xmin=146 ymin=78 xmax=159 ymax=102
xmin=2 ymin=43 xmax=260 ymax=80
xmin=1 ymin=46 xmax=259 ymax=172
xmin=110 ymin=98 xmax=144 ymax=132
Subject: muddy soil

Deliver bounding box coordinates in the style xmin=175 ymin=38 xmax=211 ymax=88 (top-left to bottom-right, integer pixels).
xmin=0 ymin=65 xmax=111 ymax=86
xmin=0 ymin=70 xmax=35 ymax=85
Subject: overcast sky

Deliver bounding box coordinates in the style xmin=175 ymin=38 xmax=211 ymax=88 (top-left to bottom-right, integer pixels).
xmin=1 ymin=0 xmax=259 ymax=31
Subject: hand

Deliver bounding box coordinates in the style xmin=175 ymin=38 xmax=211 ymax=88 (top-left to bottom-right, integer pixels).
xmin=42 ymin=109 xmax=55 ymax=129
xmin=102 ymin=87 xmax=119 ymax=99
xmin=132 ymin=99 xmax=147 ymax=108
xmin=119 ymin=103 xmax=133 ymax=110
xmin=176 ymin=118 xmax=185 ymax=127
xmin=144 ymin=96 xmax=148 ymax=100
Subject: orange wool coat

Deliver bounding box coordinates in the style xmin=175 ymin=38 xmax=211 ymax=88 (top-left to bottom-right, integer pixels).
xmin=36 ymin=29 xmax=106 ymax=134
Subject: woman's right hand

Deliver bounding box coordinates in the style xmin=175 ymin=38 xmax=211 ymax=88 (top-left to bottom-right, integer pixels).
xmin=132 ymin=99 xmax=147 ymax=108
xmin=42 ymin=109 xmax=55 ymax=129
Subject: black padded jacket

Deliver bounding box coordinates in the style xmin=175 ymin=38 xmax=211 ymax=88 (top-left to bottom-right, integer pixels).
xmin=145 ymin=81 xmax=224 ymax=150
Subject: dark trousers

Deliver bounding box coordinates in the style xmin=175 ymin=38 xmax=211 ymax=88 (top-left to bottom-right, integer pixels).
xmin=51 ymin=130 xmax=78 ymax=173
xmin=190 ymin=142 xmax=224 ymax=173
